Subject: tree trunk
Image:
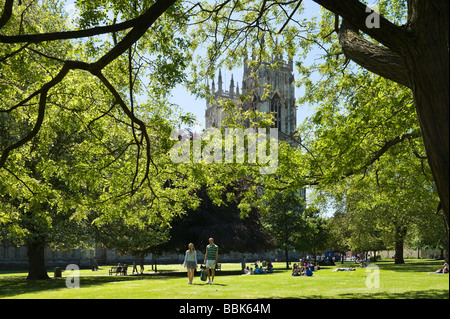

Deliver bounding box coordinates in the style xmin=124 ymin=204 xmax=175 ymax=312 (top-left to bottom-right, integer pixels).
xmin=27 ymin=242 xmax=50 ymax=280
xmin=320 ymin=0 xmax=449 ymax=253
xmin=285 ymin=249 xmax=289 ymax=269
xmin=405 ymin=2 xmax=449 ymax=264
xmin=406 ymin=41 xmax=449 ymax=240
xmin=151 ymin=254 xmax=157 ymax=272
xmin=394 ymin=240 xmax=405 ymax=264
xmin=443 ymin=212 xmax=449 ymax=263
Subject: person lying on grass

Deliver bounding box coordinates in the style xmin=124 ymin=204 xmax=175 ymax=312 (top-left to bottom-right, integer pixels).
xmin=333 ymin=267 xmax=356 ymax=271
xmin=429 ymin=263 xmax=449 ymax=274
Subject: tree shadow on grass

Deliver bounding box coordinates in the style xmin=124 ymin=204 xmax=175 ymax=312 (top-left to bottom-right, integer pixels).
xmin=0 ymin=269 xmax=240 ymax=298
xmin=374 ymin=260 xmax=447 ymax=273
xmin=0 ymin=274 xmax=152 ymax=299
xmin=263 ymin=289 xmax=449 ymax=299
xmin=336 ymin=289 xmax=448 ymax=299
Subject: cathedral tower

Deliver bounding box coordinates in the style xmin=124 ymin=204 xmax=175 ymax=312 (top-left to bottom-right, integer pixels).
xmin=205 ymin=55 xmax=297 ymax=140
xmin=205 ymin=56 xmax=305 ymax=202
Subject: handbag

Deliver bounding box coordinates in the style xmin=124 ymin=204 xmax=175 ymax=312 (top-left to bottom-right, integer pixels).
xmin=200 ymin=266 xmax=207 ymax=281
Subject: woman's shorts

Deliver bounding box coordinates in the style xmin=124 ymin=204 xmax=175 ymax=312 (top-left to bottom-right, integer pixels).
xmin=185 ymin=261 xmax=196 ymax=269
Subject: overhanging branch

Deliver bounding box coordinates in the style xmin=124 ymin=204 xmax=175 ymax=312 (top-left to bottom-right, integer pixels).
xmin=338 ymin=20 xmax=410 ymax=88
xmin=0 ymin=0 xmax=13 ymax=29
xmin=343 ymin=129 xmax=422 ymax=178
xmin=0 ymin=0 xmax=176 ymax=171
xmin=313 ymin=0 xmax=411 ymax=54
xmin=0 ymin=4 xmax=153 ymax=44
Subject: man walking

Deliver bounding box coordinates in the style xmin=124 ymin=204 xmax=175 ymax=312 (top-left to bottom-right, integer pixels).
xmin=204 ymin=237 xmax=219 ymax=284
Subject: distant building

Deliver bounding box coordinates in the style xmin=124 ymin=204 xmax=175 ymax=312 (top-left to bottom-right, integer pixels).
xmin=206 ymin=55 xmax=305 ymax=201
xmin=205 ymin=54 xmax=297 ymax=140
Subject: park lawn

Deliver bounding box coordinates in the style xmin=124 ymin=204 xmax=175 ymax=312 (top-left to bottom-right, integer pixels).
xmin=0 ymin=259 xmax=448 ymax=299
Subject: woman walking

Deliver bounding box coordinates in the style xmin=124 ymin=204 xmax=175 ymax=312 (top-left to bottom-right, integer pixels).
xmin=183 ymin=243 xmax=198 ymax=284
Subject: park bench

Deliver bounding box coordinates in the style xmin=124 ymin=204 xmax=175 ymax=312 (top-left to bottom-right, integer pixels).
xmin=109 ymin=265 xmax=128 ymax=275
xmin=109 ymin=266 xmax=119 ymax=275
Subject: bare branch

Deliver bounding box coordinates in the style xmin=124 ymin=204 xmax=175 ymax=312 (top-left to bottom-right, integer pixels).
xmin=3 ymin=165 xmax=36 ymax=195
xmin=343 ymin=129 xmax=422 ymax=178
xmin=95 ymin=71 xmax=157 ymax=189
xmin=278 ymin=0 xmax=302 ymax=34
xmin=0 ymin=43 xmax=29 ymax=63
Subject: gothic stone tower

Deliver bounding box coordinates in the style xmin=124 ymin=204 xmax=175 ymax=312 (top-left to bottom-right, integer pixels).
xmin=205 ymin=56 xmax=297 ymax=140
xmin=205 ymin=56 xmax=306 ymax=204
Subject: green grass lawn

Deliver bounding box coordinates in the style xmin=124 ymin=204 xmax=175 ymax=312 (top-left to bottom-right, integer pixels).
xmin=0 ymin=259 xmax=448 ymax=299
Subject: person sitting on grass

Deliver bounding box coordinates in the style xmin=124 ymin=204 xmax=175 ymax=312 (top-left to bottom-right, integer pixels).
xmin=429 ymin=263 xmax=449 ymax=274
xmin=299 ymin=266 xmax=305 ymax=275
xmin=266 ymin=262 xmax=274 ymax=273
xmin=254 ymin=265 xmax=267 ymax=274
xmin=305 ymin=267 xmax=313 ymax=277
xmin=243 ymin=267 xmax=253 ymax=275
xmin=292 ymin=263 xmax=301 ymax=276
xmin=254 ymin=265 xmax=260 ymax=274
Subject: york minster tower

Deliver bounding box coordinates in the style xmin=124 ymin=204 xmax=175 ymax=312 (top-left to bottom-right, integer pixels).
xmin=205 ymin=55 xmax=297 ymax=140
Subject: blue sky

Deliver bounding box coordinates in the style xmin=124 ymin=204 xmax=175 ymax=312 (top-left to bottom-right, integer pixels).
xmin=64 ymin=0 xmax=324 ymax=131
xmin=169 ymin=0 xmax=324 ymax=132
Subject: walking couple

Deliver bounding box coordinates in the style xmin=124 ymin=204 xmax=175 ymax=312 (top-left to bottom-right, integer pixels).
xmin=183 ymin=238 xmax=218 ymax=284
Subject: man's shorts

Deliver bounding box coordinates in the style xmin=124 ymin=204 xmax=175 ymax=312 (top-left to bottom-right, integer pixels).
xmin=206 ymin=260 xmax=216 ymax=269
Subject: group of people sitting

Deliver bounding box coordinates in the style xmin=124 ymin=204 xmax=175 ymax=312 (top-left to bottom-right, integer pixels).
xmin=355 ymin=258 xmax=367 ymax=267
xmin=291 ymin=263 xmax=314 ymax=276
xmin=243 ymin=262 xmax=274 ymax=275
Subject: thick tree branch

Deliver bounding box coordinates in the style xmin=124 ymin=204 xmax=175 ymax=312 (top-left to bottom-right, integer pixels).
xmin=338 ymin=20 xmax=410 ymax=88
xmin=0 ymin=15 xmax=139 ymax=44
xmin=343 ymin=129 xmax=422 ymax=178
xmin=0 ymin=65 xmax=70 ymax=168
xmin=0 ymin=0 xmax=13 ymax=29
xmin=313 ymin=0 xmax=411 ymax=54
xmin=0 ymin=0 xmax=176 ymax=170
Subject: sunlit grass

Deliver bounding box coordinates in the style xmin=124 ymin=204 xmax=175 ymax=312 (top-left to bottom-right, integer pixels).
xmin=0 ymin=259 xmax=448 ymax=299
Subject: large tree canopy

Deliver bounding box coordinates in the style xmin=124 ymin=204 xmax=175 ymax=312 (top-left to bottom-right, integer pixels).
xmin=0 ymin=0 xmax=199 ymax=279
xmin=1 ymin=0 xmax=448 ymax=275
xmin=1 ymin=0 xmax=446 ymax=215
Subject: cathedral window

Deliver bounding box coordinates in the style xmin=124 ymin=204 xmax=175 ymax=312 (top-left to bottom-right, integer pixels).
xmin=270 ymin=93 xmax=282 ymax=130
xmin=250 ymin=94 xmax=258 ymax=112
